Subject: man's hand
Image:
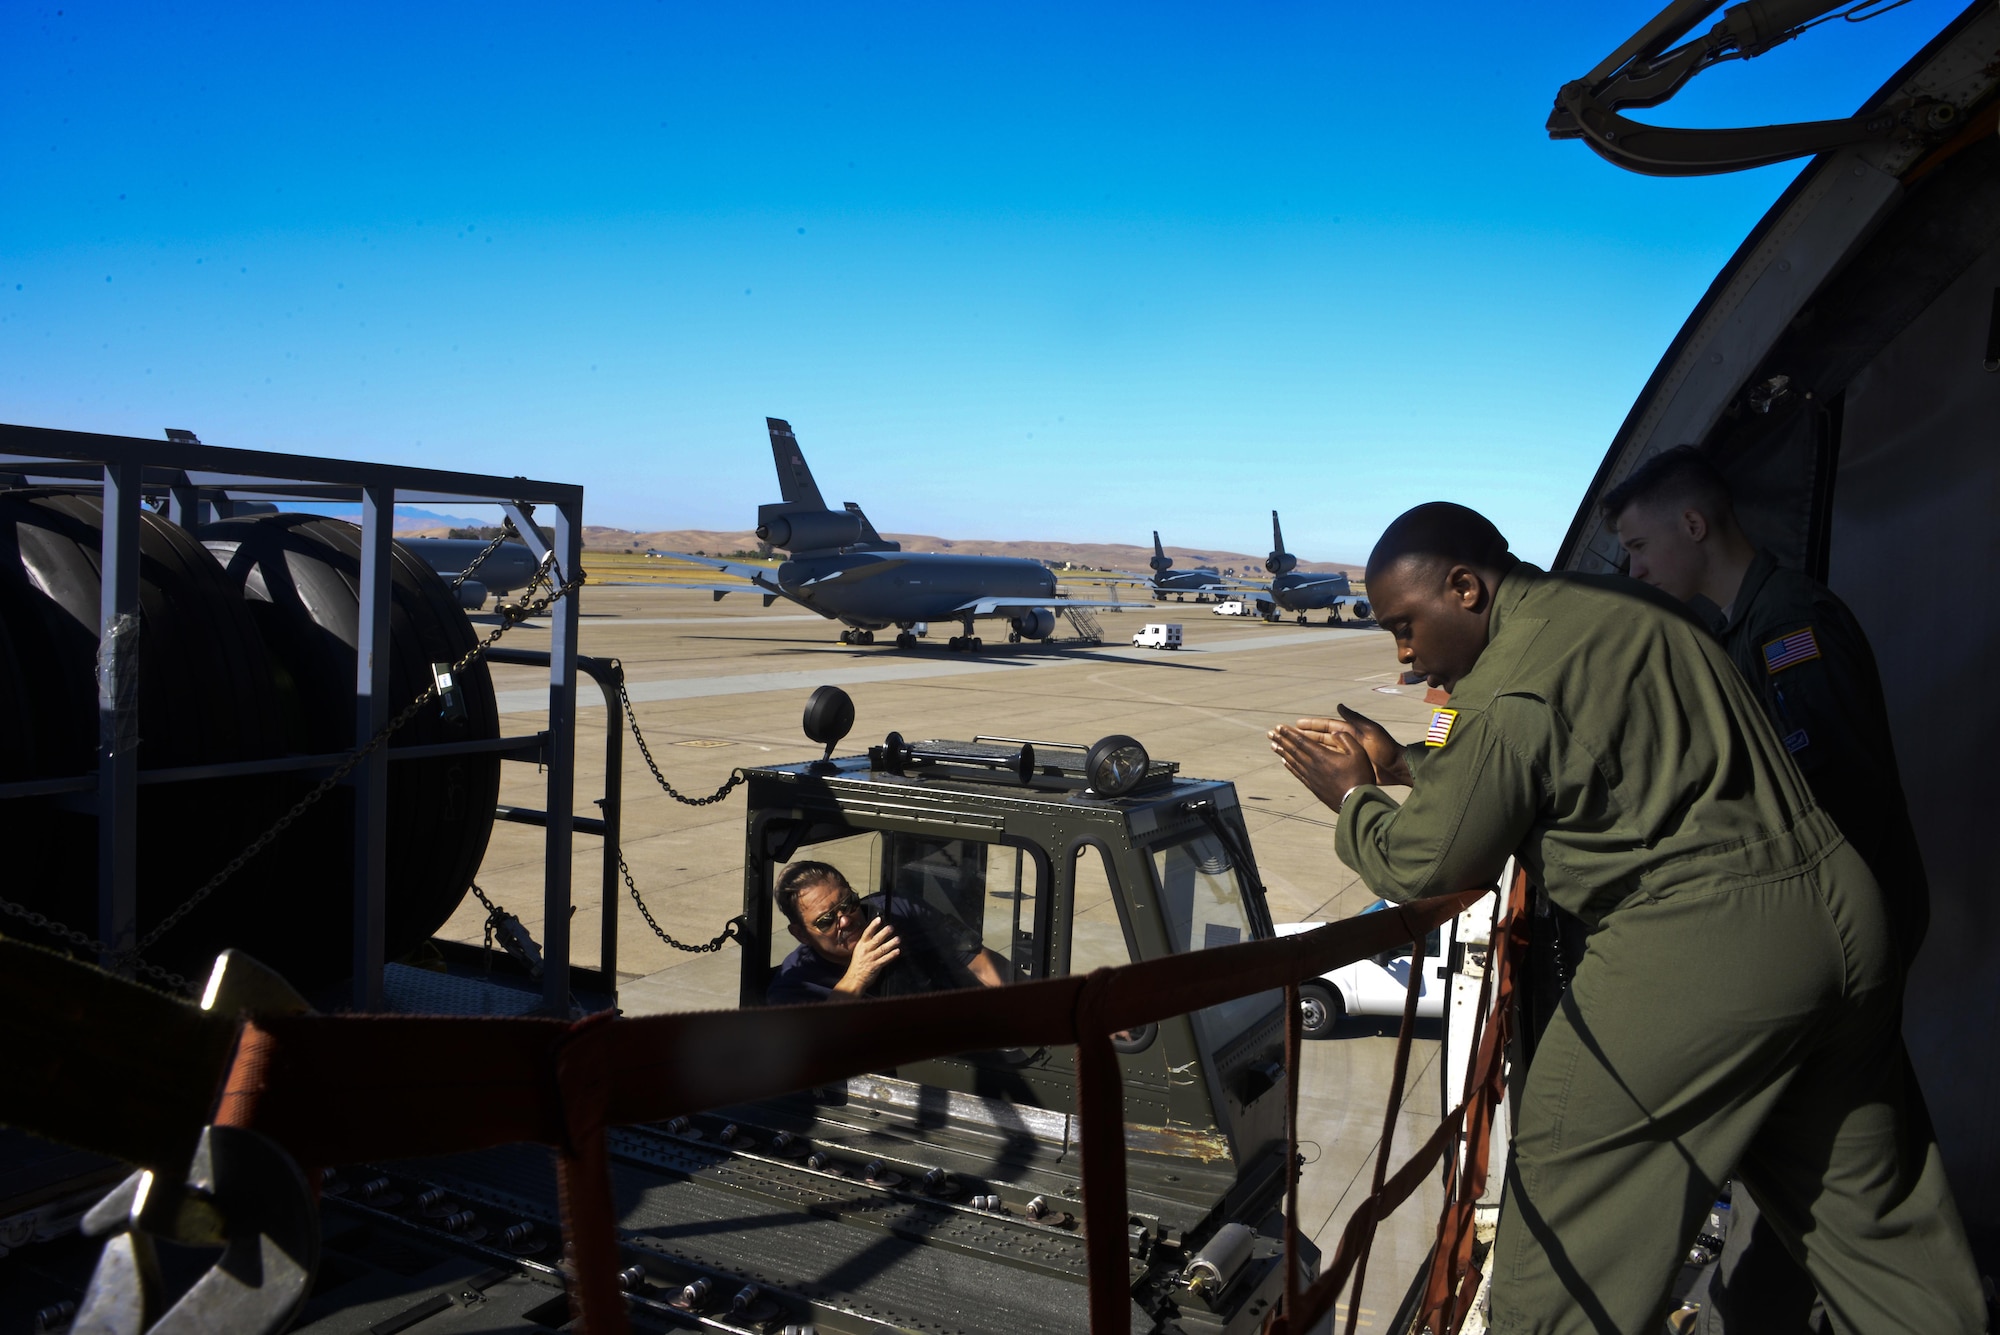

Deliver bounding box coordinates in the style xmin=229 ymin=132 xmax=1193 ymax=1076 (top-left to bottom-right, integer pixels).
xmin=1270 ymin=720 xmax=1379 ymax=814
xmin=1291 ymin=704 xmax=1415 ymax=787
xmin=834 ymin=917 xmax=901 ymax=996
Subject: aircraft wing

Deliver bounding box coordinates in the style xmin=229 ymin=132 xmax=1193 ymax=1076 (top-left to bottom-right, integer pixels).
xmin=646 ymin=552 xmax=830 ymax=613
xmin=649 ymin=551 xmax=778 ymax=585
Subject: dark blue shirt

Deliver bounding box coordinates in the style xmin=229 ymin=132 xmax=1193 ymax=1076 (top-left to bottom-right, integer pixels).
xmin=766 ymin=892 xmax=983 ymax=1004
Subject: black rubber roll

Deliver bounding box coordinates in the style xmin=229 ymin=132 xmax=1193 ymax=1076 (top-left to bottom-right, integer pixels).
xmin=200 ymin=514 xmax=501 ymax=987
xmin=0 ymin=489 xmax=293 ymax=981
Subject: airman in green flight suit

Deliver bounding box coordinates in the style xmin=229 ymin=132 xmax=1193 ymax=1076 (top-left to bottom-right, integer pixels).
xmin=1605 ymin=444 xmax=1937 ymax=1334
xmin=1268 ymin=502 xmax=1981 ymax=1335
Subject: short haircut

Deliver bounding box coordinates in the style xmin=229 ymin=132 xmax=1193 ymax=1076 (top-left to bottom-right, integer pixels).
xmin=1365 ymin=502 xmax=1511 ymax=585
xmin=775 ymin=860 xmax=850 ymax=926
xmin=1601 ymin=445 xmax=1735 ymax=528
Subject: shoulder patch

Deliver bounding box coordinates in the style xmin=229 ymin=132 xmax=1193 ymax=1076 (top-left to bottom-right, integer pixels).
xmin=1762 ymin=627 xmax=1822 ymax=674
xmin=1424 ymin=708 xmax=1458 ymax=748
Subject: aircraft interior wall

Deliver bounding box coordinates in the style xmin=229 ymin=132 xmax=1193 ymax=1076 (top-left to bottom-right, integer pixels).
xmin=1718 ymin=405 xmax=1820 ymax=578
xmin=1827 ymin=240 xmax=2000 ymax=1242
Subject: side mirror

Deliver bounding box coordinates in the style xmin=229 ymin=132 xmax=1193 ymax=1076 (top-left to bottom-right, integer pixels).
xmin=803 ymin=685 xmax=856 ymax=763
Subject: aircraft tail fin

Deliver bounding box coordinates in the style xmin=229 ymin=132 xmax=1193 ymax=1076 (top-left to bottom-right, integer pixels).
xmin=767 ymin=418 xmax=828 ymax=509
xmin=844 ymin=501 xmax=894 ymax=549
xmin=1266 ymin=510 xmax=1298 ymax=575
xmin=1149 ymin=530 xmax=1173 ymax=574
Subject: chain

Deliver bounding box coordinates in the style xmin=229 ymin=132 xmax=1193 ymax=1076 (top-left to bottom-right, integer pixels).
xmin=469 ymin=881 xmax=508 ymax=955
xmin=619 ymin=851 xmax=746 ymax=953
xmin=616 ymin=676 xmax=747 ymax=806
xmin=0 ymin=558 xmax=584 ymax=991
xmin=449 ymin=526 xmax=514 ymax=591
xmin=0 ymin=897 xmax=190 ymax=991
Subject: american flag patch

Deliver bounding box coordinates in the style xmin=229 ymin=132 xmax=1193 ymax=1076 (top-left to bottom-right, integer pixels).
xmin=1424 ymin=708 xmax=1458 ymax=747
xmin=1762 ymin=628 xmax=1822 ymax=674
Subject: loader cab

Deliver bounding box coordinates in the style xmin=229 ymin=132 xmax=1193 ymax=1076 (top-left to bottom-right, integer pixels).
xmin=736 ymin=729 xmax=1289 ymax=1172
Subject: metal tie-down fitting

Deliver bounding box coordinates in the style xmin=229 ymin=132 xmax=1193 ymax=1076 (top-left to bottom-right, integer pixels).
xmin=616 ymin=1265 xmax=647 ymax=1293
xmin=1026 ymin=1195 xmax=1049 ymax=1220
xmin=805 ymin=1151 xmax=831 ymax=1171
xmin=677 ymin=1277 xmax=712 ymax=1308
xmin=730 ymin=1284 xmax=762 ymax=1313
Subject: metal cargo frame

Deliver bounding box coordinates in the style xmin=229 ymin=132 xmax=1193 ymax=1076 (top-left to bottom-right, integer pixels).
xmin=0 ymin=423 xmax=605 ymax=1013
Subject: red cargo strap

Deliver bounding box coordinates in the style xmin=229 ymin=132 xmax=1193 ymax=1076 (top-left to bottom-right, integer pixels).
xmin=210 ymin=889 xmax=1485 ymax=1334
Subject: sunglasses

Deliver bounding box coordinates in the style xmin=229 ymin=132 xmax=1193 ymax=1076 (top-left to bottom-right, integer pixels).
xmin=809 ymin=894 xmax=866 ymax=933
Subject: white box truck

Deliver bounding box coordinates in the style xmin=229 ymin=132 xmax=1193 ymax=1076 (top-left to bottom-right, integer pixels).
xmin=1132 ymin=623 xmax=1183 ymax=649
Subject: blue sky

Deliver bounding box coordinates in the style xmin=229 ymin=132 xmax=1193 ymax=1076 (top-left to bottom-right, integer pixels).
xmin=1 ymin=2 xmax=1962 ymax=564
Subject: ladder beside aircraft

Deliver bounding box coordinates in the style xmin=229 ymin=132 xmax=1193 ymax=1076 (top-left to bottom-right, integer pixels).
xmin=1060 ymin=605 xmax=1104 ymax=644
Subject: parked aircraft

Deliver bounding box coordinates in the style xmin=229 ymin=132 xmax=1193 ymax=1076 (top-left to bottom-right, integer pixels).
xmin=665 ymin=419 xmax=1127 ymax=650
xmin=402 ymin=537 xmax=541 ymax=611
xmin=1258 ymin=511 xmax=1371 ymax=624
xmin=1145 ymin=531 xmax=1238 ymax=601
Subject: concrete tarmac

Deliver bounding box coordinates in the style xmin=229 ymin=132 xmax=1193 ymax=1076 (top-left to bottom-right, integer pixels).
xmin=444 ymin=584 xmax=1460 ymax=1310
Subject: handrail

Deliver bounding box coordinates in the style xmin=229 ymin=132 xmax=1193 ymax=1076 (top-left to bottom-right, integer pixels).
xmin=2 ymin=883 xmax=1505 ymax=1334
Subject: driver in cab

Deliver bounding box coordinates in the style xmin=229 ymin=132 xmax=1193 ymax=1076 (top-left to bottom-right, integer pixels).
xmin=766 ymin=861 xmax=1010 ymax=1003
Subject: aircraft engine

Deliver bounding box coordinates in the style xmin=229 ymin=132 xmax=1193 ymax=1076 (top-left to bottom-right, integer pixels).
xmin=1349 ymin=599 xmax=1371 ymax=621
xmin=1266 ymin=550 xmax=1298 ymax=575
xmin=757 ymin=508 xmax=865 ymax=552
xmin=457 ymin=580 xmax=487 ymax=610
xmin=1009 ymin=608 xmax=1057 ymax=640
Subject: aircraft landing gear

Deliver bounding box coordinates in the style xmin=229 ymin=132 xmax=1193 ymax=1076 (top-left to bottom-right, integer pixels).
xmin=1007 ymin=632 xmax=1020 ymax=643
xmin=948 ymin=635 xmax=984 ymax=652
xmin=841 ymin=629 xmax=876 ymax=645
xmin=1326 ymin=612 xmax=1340 ymax=626
xmin=895 ymin=632 xmax=916 ymax=649
xmin=1296 ymin=614 xmax=1308 ymax=625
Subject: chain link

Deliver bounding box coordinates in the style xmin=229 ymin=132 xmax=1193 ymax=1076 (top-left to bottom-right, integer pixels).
xmin=619 ymin=851 xmax=746 ymax=954
xmin=0 ymin=556 xmax=583 ymax=992
xmin=617 ymin=675 xmax=747 ymax=806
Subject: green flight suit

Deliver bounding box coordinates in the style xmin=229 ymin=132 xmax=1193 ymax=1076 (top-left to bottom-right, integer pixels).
xmin=1720 ymin=549 xmax=1929 ymax=967
xmin=1333 ymin=562 xmax=1980 ymax=1335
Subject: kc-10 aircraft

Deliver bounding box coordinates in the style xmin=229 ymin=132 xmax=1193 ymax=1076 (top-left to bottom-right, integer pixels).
xmin=1258 ymin=511 xmax=1372 ymax=623
xmin=1145 ymin=531 xmax=1239 ymax=600
xmin=666 ymin=419 xmax=1128 ymax=651
xmin=401 ymin=537 xmax=541 ymax=611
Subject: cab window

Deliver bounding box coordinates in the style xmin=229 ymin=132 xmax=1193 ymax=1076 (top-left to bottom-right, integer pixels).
xmin=886 ymin=833 xmax=1042 ymax=982
xmin=768 ymin=828 xmax=1046 ymax=984
xmin=1149 ymin=829 xmax=1275 ymax=1045
xmin=1064 ymin=843 xmax=1132 ymax=974
xmin=1152 ymin=831 xmax=1255 ymax=953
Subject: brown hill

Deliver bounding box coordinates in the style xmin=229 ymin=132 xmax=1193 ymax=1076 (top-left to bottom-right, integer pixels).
xmin=460 ymin=527 xmax=1364 ymax=578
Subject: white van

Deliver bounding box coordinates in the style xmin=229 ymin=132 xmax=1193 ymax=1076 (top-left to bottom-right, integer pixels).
xmin=1211 ymin=600 xmax=1252 ymax=617
xmin=1274 ymin=900 xmax=1449 ymax=1037
xmin=1131 ymin=622 xmax=1183 ymax=649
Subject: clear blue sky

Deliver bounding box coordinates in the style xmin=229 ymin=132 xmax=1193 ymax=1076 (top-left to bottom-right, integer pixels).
xmin=1 ymin=2 xmax=1961 ymax=565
